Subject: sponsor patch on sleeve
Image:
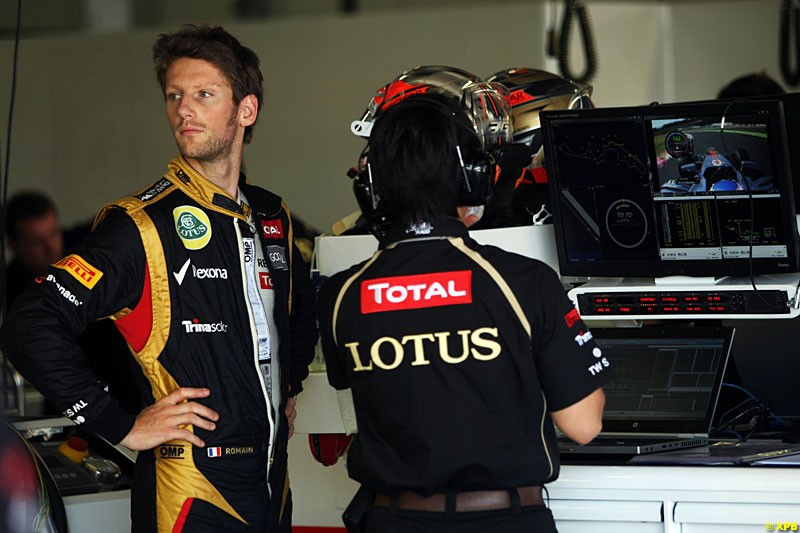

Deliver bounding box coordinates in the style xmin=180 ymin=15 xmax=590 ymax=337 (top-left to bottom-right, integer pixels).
xmin=564 ymin=307 xmax=581 ymax=328
xmin=361 ymin=270 xmax=472 ymax=314
xmin=53 ymin=254 xmax=103 ymax=289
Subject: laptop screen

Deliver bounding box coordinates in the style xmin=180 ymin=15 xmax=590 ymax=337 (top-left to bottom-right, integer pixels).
xmin=591 ymin=326 xmax=734 ymax=435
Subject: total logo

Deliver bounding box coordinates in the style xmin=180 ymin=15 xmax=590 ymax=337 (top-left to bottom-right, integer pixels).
xmin=173 ymin=258 xmax=228 ymax=285
xmin=259 ymin=271 xmax=274 ymax=290
xmin=182 ymin=318 xmax=229 ymax=333
xmin=361 ymin=270 xmax=472 ymax=314
xmin=173 ymin=205 xmax=212 ymax=250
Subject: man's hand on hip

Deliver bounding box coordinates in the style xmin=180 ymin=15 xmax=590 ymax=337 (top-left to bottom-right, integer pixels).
xmin=120 ymin=387 xmax=219 ymax=451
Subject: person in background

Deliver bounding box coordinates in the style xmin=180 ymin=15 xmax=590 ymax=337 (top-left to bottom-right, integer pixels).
xmin=318 ymin=91 xmax=610 ymax=532
xmin=717 ymin=71 xmax=785 ymax=99
xmin=1 ymin=24 xmax=318 ymax=532
xmin=4 ymin=191 xmax=91 ymax=307
xmin=3 ymin=191 xmax=140 ymax=415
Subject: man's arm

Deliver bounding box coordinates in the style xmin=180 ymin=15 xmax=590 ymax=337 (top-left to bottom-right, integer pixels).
xmin=0 ymin=210 xmax=143 ymax=443
xmin=286 ymin=240 xmax=319 ymax=396
xmin=550 ymin=387 xmax=605 ymax=444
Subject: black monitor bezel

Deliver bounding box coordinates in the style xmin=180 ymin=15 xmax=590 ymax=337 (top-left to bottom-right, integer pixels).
xmin=541 ymin=98 xmax=800 ymax=279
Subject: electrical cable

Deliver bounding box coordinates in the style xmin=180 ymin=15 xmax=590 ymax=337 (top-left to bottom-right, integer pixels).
xmin=1 ymin=0 xmax=23 ymax=326
xmin=557 ymin=0 xmax=597 ymax=84
xmin=779 ymin=0 xmax=800 ymax=87
xmin=718 ymin=99 xmax=787 ymax=312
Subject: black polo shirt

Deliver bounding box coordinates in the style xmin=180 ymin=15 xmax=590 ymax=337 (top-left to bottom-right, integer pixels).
xmin=318 ymin=219 xmax=610 ymax=496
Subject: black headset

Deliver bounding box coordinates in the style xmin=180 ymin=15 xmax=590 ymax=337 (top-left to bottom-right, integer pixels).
xmin=351 ymin=95 xmax=496 ymax=227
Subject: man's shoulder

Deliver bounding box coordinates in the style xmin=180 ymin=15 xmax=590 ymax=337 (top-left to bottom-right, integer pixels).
xmin=95 ymin=176 xmax=180 ymax=224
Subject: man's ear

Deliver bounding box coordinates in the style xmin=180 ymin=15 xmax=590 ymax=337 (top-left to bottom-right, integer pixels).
xmin=240 ymin=94 xmax=258 ymax=127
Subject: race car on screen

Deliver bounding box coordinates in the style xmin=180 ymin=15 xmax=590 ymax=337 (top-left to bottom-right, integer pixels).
xmin=659 ymin=131 xmax=772 ymax=193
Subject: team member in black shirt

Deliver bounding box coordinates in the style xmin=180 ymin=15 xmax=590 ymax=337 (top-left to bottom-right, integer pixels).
xmin=318 ymin=89 xmax=611 ymax=532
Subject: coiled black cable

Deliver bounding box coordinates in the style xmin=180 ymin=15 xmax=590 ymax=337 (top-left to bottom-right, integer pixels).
xmin=779 ymin=0 xmax=800 ymax=87
xmin=558 ymin=0 xmax=597 ymax=84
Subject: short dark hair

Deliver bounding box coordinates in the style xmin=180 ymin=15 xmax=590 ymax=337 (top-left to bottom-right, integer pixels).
xmin=717 ymin=72 xmax=785 ymax=100
xmin=4 ymin=191 xmax=58 ymax=241
xmin=368 ymin=96 xmax=472 ymax=228
xmin=152 ymin=24 xmax=264 ymax=144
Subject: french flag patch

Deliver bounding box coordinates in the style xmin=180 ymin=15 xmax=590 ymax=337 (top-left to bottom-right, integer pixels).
xmin=207 ymin=447 xmax=222 ymax=458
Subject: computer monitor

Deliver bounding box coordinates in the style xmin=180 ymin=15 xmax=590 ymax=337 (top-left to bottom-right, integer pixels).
xmin=540 ymin=98 xmax=800 ymax=279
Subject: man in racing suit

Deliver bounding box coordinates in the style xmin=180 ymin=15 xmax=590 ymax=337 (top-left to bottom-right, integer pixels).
xmin=318 ymin=94 xmax=609 ymax=532
xmin=0 ymin=25 xmax=317 ymax=532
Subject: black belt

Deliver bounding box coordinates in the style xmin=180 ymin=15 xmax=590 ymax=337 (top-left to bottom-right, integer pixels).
xmin=373 ymin=486 xmax=543 ymax=512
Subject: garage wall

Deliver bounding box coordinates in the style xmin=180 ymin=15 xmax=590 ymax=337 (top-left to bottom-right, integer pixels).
xmin=0 ymin=1 xmax=784 ymax=232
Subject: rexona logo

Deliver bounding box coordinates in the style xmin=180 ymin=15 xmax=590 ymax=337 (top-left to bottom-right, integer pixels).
xmin=53 ymin=254 xmax=103 ymax=290
xmin=361 ymin=270 xmax=472 ymax=314
xmin=261 ymin=219 xmax=284 ymax=239
xmin=173 ymin=205 xmax=212 ymax=250
xmin=182 ymin=318 xmax=228 ymax=333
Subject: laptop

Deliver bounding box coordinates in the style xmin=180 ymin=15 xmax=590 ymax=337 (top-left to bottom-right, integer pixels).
xmin=559 ymin=326 xmax=735 ymax=455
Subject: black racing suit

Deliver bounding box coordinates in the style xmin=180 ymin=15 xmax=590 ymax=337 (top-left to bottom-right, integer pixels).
xmin=318 ymin=219 xmax=610 ymax=530
xmin=1 ymin=156 xmax=318 ymax=532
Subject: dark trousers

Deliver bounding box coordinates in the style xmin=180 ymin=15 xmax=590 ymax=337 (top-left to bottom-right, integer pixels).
xmin=364 ymin=504 xmax=558 ymax=533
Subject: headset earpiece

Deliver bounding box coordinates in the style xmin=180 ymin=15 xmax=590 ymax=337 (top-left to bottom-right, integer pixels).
xmin=350 ymin=96 xmax=496 ymax=223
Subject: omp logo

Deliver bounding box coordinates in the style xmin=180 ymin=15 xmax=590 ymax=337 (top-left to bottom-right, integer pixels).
xmin=259 ymin=271 xmax=274 ymax=290
xmin=182 ymin=318 xmax=229 ymax=333
xmin=261 ymin=219 xmax=284 ymax=239
xmin=53 ymin=254 xmax=103 ymax=289
xmin=361 ymin=271 xmax=471 ymax=314
xmin=243 ymin=238 xmax=254 ymax=263
xmin=173 ymin=206 xmax=212 ymax=250
xmin=159 ymin=445 xmax=186 ymax=460
xmin=136 ymin=178 xmax=173 ymax=201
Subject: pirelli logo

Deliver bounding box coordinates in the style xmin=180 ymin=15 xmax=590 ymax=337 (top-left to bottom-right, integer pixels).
xmin=53 ymin=254 xmax=103 ymax=289
xmin=361 ymin=270 xmax=472 ymax=314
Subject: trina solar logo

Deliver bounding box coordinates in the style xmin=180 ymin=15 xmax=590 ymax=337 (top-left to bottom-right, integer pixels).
xmin=53 ymin=254 xmax=103 ymax=289
xmin=361 ymin=270 xmax=472 ymax=313
xmin=182 ymin=318 xmax=228 ymax=333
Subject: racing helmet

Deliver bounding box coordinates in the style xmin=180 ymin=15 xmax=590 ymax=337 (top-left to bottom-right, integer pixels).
xmin=474 ymin=68 xmax=594 ymax=228
xmin=349 ymin=65 xmax=512 ymax=229
xmin=487 ymin=67 xmax=594 ymax=161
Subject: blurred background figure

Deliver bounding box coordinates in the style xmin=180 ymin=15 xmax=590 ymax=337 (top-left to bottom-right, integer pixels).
xmin=3 ymin=190 xmax=140 ymax=416
xmin=4 ymin=191 xmax=91 ymax=307
xmin=717 ymin=71 xmax=786 ymax=99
